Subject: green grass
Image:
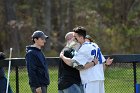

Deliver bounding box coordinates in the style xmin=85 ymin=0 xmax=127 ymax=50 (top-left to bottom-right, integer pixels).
xmin=5 ymin=66 xmax=138 ymax=93
xmin=105 ymin=67 xmax=134 ymax=93
xmin=7 ymin=67 xmax=58 ymax=93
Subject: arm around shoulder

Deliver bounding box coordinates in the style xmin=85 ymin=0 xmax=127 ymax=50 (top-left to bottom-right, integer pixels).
xmin=59 ymin=52 xmax=73 ymax=66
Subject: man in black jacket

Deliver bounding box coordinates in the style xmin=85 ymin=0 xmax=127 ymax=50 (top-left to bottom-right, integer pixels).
xmin=58 ymin=32 xmax=83 ymax=93
xmin=58 ymin=32 xmax=99 ymax=93
xmin=0 ymin=52 xmax=13 ymax=93
xmin=25 ymin=31 xmax=50 ymax=93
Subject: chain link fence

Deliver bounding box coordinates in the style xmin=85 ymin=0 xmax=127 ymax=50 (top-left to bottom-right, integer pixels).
xmin=1 ymin=55 xmax=140 ymax=93
xmin=105 ymin=63 xmax=134 ymax=93
xmin=4 ymin=63 xmax=139 ymax=93
xmin=6 ymin=66 xmax=58 ymax=93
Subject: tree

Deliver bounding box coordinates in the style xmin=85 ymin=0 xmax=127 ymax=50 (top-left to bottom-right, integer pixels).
xmin=43 ymin=0 xmax=51 ymax=50
xmin=4 ymin=0 xmax=20 ymax=57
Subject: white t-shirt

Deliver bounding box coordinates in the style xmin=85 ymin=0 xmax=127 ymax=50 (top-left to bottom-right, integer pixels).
xmin=72 ymin=42 xmax=106 ymax=84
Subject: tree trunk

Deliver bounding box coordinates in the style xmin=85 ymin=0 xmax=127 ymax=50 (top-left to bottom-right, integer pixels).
xmin=4 ymin=0 xmax=20 ymax=57
xmin=67 ymin=0 xmax=74 ymax=32
xmin=43 ymin=0 xmax=51 ymax=51
xmin=57 ymin=0 xmax=67 ymax=52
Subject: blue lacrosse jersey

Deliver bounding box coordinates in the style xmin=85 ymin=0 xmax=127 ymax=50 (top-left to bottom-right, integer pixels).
xmin=72 ymin=41 xmax=106 ymax=84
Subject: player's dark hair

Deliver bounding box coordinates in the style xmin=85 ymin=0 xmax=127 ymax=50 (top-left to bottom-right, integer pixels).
xmin=73 ymin=26 xmax=86 ymax=38
xmin=32 ymin=37 xmax=39 ymax=43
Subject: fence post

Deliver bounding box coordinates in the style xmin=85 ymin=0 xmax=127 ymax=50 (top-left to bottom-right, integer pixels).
xmin=15 ymin=66 xmax=19 ymax=93
xmin=133 ymin=62 xmax=137 ymax=93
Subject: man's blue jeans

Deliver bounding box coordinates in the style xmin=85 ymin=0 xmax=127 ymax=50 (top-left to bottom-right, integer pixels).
xmin=0 ymin=76 xmax=13 ymax=93
xmin=58 ymin=84 xmax=84 ymax=93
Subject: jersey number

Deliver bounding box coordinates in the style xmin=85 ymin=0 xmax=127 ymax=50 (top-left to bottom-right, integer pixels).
xmin=91 ymin=48 xmax=102 ymax=64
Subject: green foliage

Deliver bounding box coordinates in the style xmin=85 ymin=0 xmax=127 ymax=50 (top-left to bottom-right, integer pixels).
xmin=1 ymin=0 xmax=140 ymax=56
xmin=45 ymin=49 xmax=58 ymax=57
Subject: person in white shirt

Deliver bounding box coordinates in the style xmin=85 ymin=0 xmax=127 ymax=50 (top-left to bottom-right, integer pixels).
xmin=60 ymin=26 xmax=113 ymax=93
xmin=85 ymin=35 xmax=112 ymax=69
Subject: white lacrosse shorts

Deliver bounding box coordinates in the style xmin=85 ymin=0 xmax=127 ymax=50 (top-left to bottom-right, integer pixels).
xmin=83 ymin=80 xmax=105 ymax=93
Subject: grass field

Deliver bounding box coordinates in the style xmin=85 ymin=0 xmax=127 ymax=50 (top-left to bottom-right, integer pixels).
xmin=8 ymin=67 xmax=58 ymax=93
xmin=6 ymin=65 xmax=139 ymax=93
xmin=105 ymin=67 xmax=134 ymax=93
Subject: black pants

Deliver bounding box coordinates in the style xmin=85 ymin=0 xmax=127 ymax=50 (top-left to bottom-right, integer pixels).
xmin=0 ymin=76 xmax=13 ymax=93
xmin=31 ymin=86 xmax=47 ymax=93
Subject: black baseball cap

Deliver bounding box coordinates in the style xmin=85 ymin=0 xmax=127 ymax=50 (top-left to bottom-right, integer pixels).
xmin=32 ymin=31 xmax=48 ymax=39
